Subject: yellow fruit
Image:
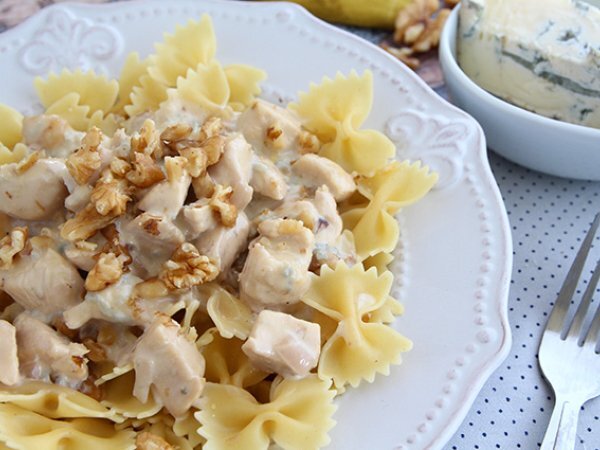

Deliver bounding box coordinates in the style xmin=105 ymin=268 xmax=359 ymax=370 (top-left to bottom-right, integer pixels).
xmin=260 ymin=0 xmax=414 ymax=28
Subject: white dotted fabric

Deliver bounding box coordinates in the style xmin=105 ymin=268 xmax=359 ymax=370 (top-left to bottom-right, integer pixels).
xmin=446 ymin=152 xmax=600 ymax=450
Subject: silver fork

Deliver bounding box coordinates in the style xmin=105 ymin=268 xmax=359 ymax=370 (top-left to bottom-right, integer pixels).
xmin=539 ymin=213 xmax=600 ymax=450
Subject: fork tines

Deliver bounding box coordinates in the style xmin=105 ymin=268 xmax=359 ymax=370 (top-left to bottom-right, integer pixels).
xmin=546 ymin=213 xmax=600 ymax=347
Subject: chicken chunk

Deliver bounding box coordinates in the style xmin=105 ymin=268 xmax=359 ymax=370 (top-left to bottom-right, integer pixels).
xmin=64 ymin=184 xmax=92 ymax=213
xmin=14 ymin=313 xmax=88 ymax=387
xmin=120 ymin=213 xmax=185 ymax=277
xmin=133 ymin=316 xmax=205 ymax=417
xmin=0 ymin=320 xmax=20 ymax=385
xmin=292 ymin=154 xmax=356 ymax=201
xmin=237 ymin=99 xmax=303 ymax=152
xmin=208 ymin=135 xmax=253 ymax=210
xmin=0 ymin=241 xmax=84 ymax=317
xmin=194 ymin=212 xmax=250 ymax=273
xmin=242 ymin=310 xmax=320 ymax=378
xmin=22 ymin=115 xmax=84 ymax=158
xmin=239 ymin=219 xmax=314 ymax=311
xmin=0 ymin=158 xmax=68 ymax=220
xmin=250 ymin=155 xmax=288 ymax=200
xmin=63 ymin=273 xmax=143 ymax=328
xmin=181 ymin=201 xmax=218 ymax=239
xmin=137 ymin=157 xmax=191 ymax=220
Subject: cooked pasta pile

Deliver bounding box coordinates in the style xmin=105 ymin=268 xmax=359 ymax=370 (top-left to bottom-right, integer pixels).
xmin=0 ymin=15 xmax=437 ymax=450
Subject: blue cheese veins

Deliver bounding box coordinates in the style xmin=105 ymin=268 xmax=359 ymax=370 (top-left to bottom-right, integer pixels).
xmin=458 ymin=0 xmax=600 ymax=128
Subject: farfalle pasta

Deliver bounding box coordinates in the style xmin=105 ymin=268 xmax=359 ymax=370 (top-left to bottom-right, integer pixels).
xmin=0 ymin=12 xmax=436 ymax=450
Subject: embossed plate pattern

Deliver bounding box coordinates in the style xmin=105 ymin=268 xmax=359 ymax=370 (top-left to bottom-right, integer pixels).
xmin=0 ymin=1 xmax=513 ymax=449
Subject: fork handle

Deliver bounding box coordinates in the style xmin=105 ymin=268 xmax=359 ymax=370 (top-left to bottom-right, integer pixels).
xmin=540 ymin=398 xmax=581 ymax=450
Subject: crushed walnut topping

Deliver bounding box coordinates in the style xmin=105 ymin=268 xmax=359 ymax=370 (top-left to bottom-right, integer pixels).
xmin=265 ymin=122 xmax=285 ymax=149
xmin=131 ymin=119 xmax=161 ymax=159
xmin=209 ymin=184 xmax=237 ymax=227
xmin=201 ymin=135 xmax=226 ymax=167
xmin=159 ymin=243 xmax=219 ymax=290
xmin=85 ymin=251 xmax=128 ymax=292
xmin=298 ymin=130 xmax=321 ymax=154
xmin=0 ymin=226 xmax=28 ymax=268
xmin=178 ymin=146 xmax=208 ymax=178
xmin=90 ymin=175 xmax=131 ymax=216
xmin=192 ymin=173 xmax=215 ymax=199
xmin=110 ymin=158 xmax=133 ymax=178
xmin=66 ymin=128 xmax=103 ymax=184
xmin=164 ymin=156 xmax=188 ymax=183
xmin=199 ymin=116 xmax=223 ymax=141
xmin=135 ymin=432 xmax=174 ymax=450
xmin=82 ymin=338 xmax=108 ymax=362
xmin=126 ymin=152 xmax=165 ymax=188
xmin=160 ymin=123 xmax=193 ymax=149
xmin=61 ymin=203 xmax=118 ymax=241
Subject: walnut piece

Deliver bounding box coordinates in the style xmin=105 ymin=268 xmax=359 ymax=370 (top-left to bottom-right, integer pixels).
xmin=160 ymin=123 xmax=192 ymax=148
xmin=393 ymin=0 xmax=439 ymax=43
xmin=90 ymin=176 xmax=131 ymax=216
xmin=380 ymin=43 xmax=420 ymax=69
xmin=164 ymin=156 xmax=188 ymax=183
xmin=265 ymin=122 xmax=285 ymax=150
xmin=16 ymin=150 xmax=45 ymax=175
xmin=178 ymin=146 xmax=208 ymax=178
xmin=199 ymin=116 xmax=223 ymax=142
xmin=110 ymin=158 xmax=132 ymax=178
xmin=210 ymin=184 xmax=237 ymax=227
xmin=126 ymin=152 xmax=165 ymax=188
xmin=85 ymin=251 xmax=128 ymax=292
xmin=201 ymin=135 xmax=226 ymax=166
xmin=159 ymin=243 xmax=219 ymax=290
xmin=131 ymin=119 xmax=161 ymax=159
xmin=411 ymin=8 xmax=450 ymax=53
xmin=192 ymin=173 xmax=215 ymax=199
xmin=0 ymin=227 xmax=28 ymax=269
xmin=61 ymin=203 xmax=118 ymax=241
xmin=66 ymin=128 xmax=102 ymax=184
xmin=82 ymin=338 xmax=108 ymax=362
xmin=298 ymin=130 xmax=321 ymax=154
xmin=135 ymin=432 xmax=174 ymax=450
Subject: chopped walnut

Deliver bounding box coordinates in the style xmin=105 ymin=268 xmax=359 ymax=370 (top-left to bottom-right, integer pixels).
xmin=160 ymin=123 xmax=192 ymax=149
xmin=135 ymin=432 xmax=174 ymax=450
xmin=393 ymin=0 xmax=439 ymax=43
xmin=199 ymin=116 xmax=223 ymax=142
xmin=110 ymin=158 xmax=133 ymax=178
xmin=265 ymin=122 xmax=285 ymax=150
xmin=210 ymin=184 xmax=237 ymax=227
xmin=298 ymin=130 xmax=321 ymax=154
xmin=201 ymin=135 xmax=226 ymax=166
xmin=164 ymin=156 xmax=188 ymax=183
xmin=85 ymin=251 xmax=128 ymax=291
xmin=126 ymin=152 xmax=165 ymax=188
xmin=178 ymin=146 xmax=208 ymax=178
xmin=61 ymin=203 xmax=118 ymax=242
xmin=131 ymin=119 xmax=161 ymax=159
xmin=66 ymin=128 xmax=102 ymax=184
xmin=90 ymin=176 xmax=131 ymax=216
xmin=53 ymin=317 xmax=79 ymax=340
xmin=411 ymin=8 xmax=450 ymax=53
xmin=380 ymin=43 xmax=421 ymax=70
xmin=0 ymin=227 xmax=28 ymax=269
xmin=192 ymin=173 xmax=215 ymax=199
xmin=82 ymin=338 xmax=108 ymax=362
xmin=15 ymin=150 xmax=45 ymax=174
xmin=158 ymin=242 xmax=219 ymax=290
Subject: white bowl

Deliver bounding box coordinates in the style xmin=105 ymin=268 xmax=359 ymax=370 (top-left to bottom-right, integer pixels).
xmin=439 ymin=6 xmax=600 ymax=181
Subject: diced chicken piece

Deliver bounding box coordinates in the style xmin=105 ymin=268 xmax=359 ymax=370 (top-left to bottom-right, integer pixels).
xmin=22 ymin=115 xmax=84 ymax=158
xmin=208 ymin=135 xmax=253 ymax=210
xmin=272 ymin=187 xmax=342 ymax=246
xmin=63 ymin=273 xmax=143 ymax=328
xmin=65 ymin=184 xmax=92 ymax=212
xmin=292 ymin=154 xmax=356 ymax=201
xmin=313 ymin=230 xmax=358 ymax=270
xmin=120 ymin=213 xmax=185 ymax=277
xmin=194 ymin=212 xmax=250 ymax=273
xmin=239 ymin=219 xmax=314 ymax=311
xmin=149 ymin=96 xmax=208 ymax=132
xmin=237 ymin=99 xmax=302 ymax=152
xmin=108 ymin=128 xmax=131 ymax=159
xmin=133 ymin=316 xmax=205 ymax=417
xmin=0 ymin=158 xmax=68 ymax=220
xmin=242 ymin=310 xmax=320 ymax=378
xmin=14 ymin=313 xmax=89 ymax=386
xmin=181 ymin=201 xmax=218 ymax=239
xmin=250 ymin=155 xmax=288 ymax=200
xmin=0 ymin=320 xmax=20 ymax=385
xmin=0 ymin=240 xmax=84 ymax=316
xmin=137 ymin=158 xmax=191 ymax=220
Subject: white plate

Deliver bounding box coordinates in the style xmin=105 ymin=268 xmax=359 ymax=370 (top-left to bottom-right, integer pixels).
xmin=0 ymin=1 xmax=513 ymax=449
xmin=439 ymin=6 xmax=600 ymax=181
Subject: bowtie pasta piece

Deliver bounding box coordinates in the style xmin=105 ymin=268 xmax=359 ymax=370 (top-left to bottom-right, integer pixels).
xmin=204 ymin=284 xmax=254 ymax=340
xmin=43 ymin=92 xmax=118 ymax=134
xmin=0 ymin=381 xmax=120 ymax=422
xmin=201 ymin=328 xmax=269 ymax=388
xmin=225 ymin=64 xmax=267 ymax=111
xmin=111 ymin=52 xmax=150 ymax=114
xmin=343 ymin=160 xmax=438 ymax=259
xmin=302 ymin=262 xmax=412 ymax=387
xmin=289 ymin=70 xmax=395 ymax=176
xmin=196 ymin=375 xmax=336 ymax=450
xmin=0 ymin=104 xmax=23 ymax=150
xmin=0 ymin=404 xmax=135 ymax=450
xmin=174 ymin=62 xmax=231 ymax=113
